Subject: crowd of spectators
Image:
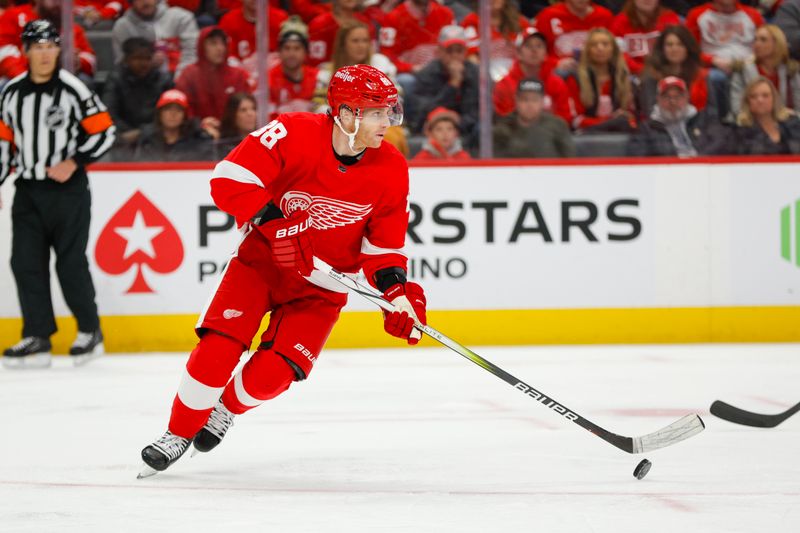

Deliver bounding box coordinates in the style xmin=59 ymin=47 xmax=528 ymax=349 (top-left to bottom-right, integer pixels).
xmin=1 ymin=0 xmax=799 ymax=160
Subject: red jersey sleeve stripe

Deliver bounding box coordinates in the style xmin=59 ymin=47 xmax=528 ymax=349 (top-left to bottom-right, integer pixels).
xmin=211 ymin=159 xmax=265 ymax=188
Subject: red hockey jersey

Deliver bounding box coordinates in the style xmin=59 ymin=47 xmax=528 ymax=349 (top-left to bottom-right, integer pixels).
xmin=219 ymin=5 xmax=289 ymax=61
xmin=379 ymin=1 xmax=455 ymax=73
xmin=534 ymin=2 xmax=614 ymax=58
xmin=210 ymin=112 xmax=410 ymax=286
xmin=267 ymin=64 xmax=320 ymax=118
xmin=686 ymin=3 xmax=764 ymax=61
xmin=308 ymin=11 xmax=375 ymax=66
xmin=0 ymin=5 xmax=96 ymax=79
xmin=610 ymin=9 xmax=681 ymax=75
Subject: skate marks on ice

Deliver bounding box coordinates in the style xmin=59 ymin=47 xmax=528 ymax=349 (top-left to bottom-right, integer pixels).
xmin=0 ymin=345 xmax=798 ymax=532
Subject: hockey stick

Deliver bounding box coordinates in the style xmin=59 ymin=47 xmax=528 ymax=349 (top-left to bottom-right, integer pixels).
xmin=314 ymin=258 xmax=705 ymax=454
xmin=710 ymin=400 xmax=800 ymax=428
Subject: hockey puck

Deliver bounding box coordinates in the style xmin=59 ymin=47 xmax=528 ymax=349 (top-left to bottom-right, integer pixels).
xmin=633 ymin=459 xmax=652 ymax=480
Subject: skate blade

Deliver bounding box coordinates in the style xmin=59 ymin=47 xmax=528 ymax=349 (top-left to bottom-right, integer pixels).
xmin=1 ymin=353 xmax=52 ymax=369
xmin=137 ymin=463 xmax=159 ymax=479
xmin=72 ymin=345 xmax=105 ymax=367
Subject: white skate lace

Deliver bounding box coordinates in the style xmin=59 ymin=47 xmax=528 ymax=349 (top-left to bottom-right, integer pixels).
xmin=9 ymin=337 xmax=36 ymax=350
xmin=72 ymin=332 xmax=94 ymax=348
xmin=153 ymin=431 xmax=190 ymax=460
xmin=205 ymin=402 xmax=235 ymax=440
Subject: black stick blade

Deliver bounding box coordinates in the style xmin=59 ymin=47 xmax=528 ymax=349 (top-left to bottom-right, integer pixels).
xmin=710 ymin=400 xmax=800 ymax=428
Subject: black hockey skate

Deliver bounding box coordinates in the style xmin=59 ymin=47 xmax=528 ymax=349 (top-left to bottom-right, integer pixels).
xmin=193 ymin=401 xmax=236 ymax=454
xmin=138 ymin=431 xmax=192 ymax=478
xmin=2 ymin=337 xmax=52 ymax=369
xmin=69 ymin=329 xmax=104 ymax=366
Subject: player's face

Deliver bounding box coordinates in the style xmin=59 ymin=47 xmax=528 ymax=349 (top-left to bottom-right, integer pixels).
xmin=429 ymin=120 xmax=459 ymax=151
xmin=203 ymin=36 xmax=227 ymax=65
xmin=159 ymin=104 xmax=186 ymax=130
xmin=753 ymin=28 xmax=775 ymax=62
xmin=587 ymin=34 xmax=613 ymax=65
xmin=344 ymin=28 xmax=371 ymax=63
xmin=657 ymin=87 xmax=688 ymax=117
xmin=515 ymin=91 xmax=544 ymax=122
xmin=747 ymin=82 xmax=775 ymax=118
xmin=518 ymin=37 xmax=546 ymax=67
xmin=356 ymin=107 xmax=393 ymax=148
xmin=279 ymin=40 xmax=306 ymax=70
xmin=26 ymin=41 xmax=60 ymax=79
xmin=663 ymin=34 xmax=687 ymax=65
xmin=235 ymin=99 xmax=258 ymax=134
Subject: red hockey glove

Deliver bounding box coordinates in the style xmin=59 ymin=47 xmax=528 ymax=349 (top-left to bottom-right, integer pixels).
xmin=382 ymin=282 xmax=427 ymax=345
xmin=258 ymin=210 xmax=314 ymax=276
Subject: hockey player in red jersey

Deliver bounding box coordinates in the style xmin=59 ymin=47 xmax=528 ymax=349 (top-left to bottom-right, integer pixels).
xmin=139 ymin=64 xmax=427 ymax=476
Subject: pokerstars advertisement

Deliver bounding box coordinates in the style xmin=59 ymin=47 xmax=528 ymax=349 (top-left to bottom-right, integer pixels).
xmin=0 ymin=162 xmax=798 ymax=319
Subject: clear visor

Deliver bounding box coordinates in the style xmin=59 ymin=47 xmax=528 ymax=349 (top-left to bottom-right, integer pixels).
xmin=357 ymin=103 xmax=403 ymax=127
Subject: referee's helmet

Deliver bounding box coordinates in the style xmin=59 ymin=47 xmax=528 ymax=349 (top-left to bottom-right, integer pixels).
xmin=21 ymin=20 xmax=61 ymax=50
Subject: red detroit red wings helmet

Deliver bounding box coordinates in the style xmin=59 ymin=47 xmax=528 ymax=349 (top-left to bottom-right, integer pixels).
xmin=327 ymin=64 xmax=402 ymax=125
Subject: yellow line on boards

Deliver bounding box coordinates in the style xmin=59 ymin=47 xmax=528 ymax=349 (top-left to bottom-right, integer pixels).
xmin=0 ymin=306 xmax=798 ymax=354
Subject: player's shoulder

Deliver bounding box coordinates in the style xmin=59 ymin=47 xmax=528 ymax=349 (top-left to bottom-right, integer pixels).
xmin=374 ymin=141 xmax=409 ymax=173
xmin=275 ymin=111 xmax=329 ymax=133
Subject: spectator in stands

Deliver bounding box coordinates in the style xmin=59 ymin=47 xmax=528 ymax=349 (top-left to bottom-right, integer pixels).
xmin=267 ymin=17 xmax=318 ymax=118
xmin=213 ymin=91 xmax=257 ymax=158
xmin=735 ymin=77 xmax=800 ymax=155
xmin=627 ymin=76 xmax=734 ymax=156
xmin=307 ymin=0 xmax=375 ymax=66
xmin=730 ymin=25 xmax=800 ymax=117
xmin=534 ymin=0 xmax=614 ymax=77
xmin=76 ymin=1 xmax=128 ymax=29
xmin=686 ymin=0 xmax=764 ymax=74
xmin=113 ymin=0 xmax=199 ymax=77
xmin=135 ymin=88 xmax=214 ymax=161
xmin=611 ymin=0 xmax=680 ymax=77
xmin=639 ymin=26 xmax=717 ymax=120
xmin=315 ymin=20 xmax=399 ymax=108
xmin=219 ymin=0 xmax=287 ymax=67
xmin=494 ymin=28 xmax=571 ymax=123
xmin=175 ymin=25 xmax=251 ymax=136
xmin=0 ymin=0 xmax=97 ymax=82
xmin=104 ymin=37 xmax=173 ymax=159
xmin=412 ymin=25 xmax=478 ymax=145
xmin=775 ymin=0 xmax=800 ymax=61
xmin=379 ymin=0 xmax=455 ymax=75
xmin=460 ymin=0 xmax=530 ymax=80
xmin=494 ymin=78 xmax=576 ymax=158
xmin=413 ymin=106 xmax=471 ymax=161
xmin=565 ymin=28 xmax=635 ymax=132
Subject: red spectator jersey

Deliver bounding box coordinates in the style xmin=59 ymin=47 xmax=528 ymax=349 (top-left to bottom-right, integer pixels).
xmin=460 ymin=13 xmax=530 ymax=58
xmin=75 ymin=0 xmax=128 ymax=20
xmin=175 ymin=26 xmax=253 ymax=120
xmin=0 ymin=5 xmax=96 ymax=79
xmin=210 ymin=112 xmax=409 ymax=285
xmin=219 ymin=5 xmax=289 ymax=61
xmin=268 ymin=64 xmax=320 ymax=118
xmin=493 ymin=61 xmax=571 ymax=122
xmin=308 ymin=12 xmax=375 ymax=66
xmin=611 ymin=10 xmax=681 ymax=75
xmin=214 ymin=0 xmax=330 ymax=23
xmin=379 ymin=1 xmax=454 ymax=73
xmin=685 ymin=3 xmax=764 ymax=60
xmin=534 ymin=3 xmax=614 ymax=58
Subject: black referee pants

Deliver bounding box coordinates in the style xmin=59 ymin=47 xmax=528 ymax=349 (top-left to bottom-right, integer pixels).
xmin=10 ymin=172 xmax=100 ymax=339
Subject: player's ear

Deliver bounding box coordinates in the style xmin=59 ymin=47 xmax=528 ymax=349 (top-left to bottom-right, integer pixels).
xmin=338 ymin=105 xmax=355 ymax=126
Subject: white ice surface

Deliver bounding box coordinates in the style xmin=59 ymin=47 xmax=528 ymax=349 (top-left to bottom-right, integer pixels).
xmin=1 ymin=344 xmax=798 ymax=533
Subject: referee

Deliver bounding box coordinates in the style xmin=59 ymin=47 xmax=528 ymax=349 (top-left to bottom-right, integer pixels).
xmin=0 ymin=20 xmax=115 ymax=369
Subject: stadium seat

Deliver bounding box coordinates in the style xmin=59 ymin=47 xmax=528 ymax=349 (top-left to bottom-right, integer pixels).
xmin=573 ymin=133 xmax=631 ymax=158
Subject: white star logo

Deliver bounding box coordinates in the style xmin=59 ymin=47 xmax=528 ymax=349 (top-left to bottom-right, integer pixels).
xmin=114 ymin=211 xmax=164 ymax=260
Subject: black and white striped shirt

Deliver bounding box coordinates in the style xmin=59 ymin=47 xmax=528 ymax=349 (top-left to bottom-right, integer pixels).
xmin=0 ymin=68 xmax=115 ymax=185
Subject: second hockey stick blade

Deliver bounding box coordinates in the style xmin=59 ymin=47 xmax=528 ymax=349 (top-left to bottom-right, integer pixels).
xmin=710 ymin=400 xmax=800 ymax=428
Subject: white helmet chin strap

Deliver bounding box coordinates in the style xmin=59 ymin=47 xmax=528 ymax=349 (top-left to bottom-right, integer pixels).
xmin=334 ymin=115 xmax=362 ymax=152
